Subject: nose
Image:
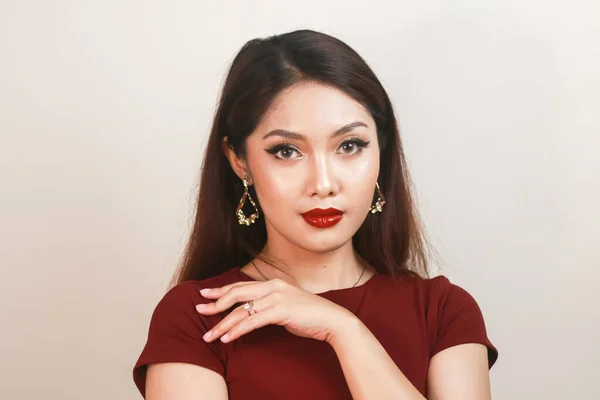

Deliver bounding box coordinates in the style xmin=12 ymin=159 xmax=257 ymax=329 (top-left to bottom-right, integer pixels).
xmin=304 ymin=155 xmax=340 ymax=199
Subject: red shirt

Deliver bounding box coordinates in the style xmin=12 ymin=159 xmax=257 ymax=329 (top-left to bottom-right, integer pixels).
xmin=133 ymin=267 xmax=498 ymax=399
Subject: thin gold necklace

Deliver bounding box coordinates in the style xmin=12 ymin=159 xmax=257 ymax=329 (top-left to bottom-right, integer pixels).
xmin=251 ymin=259 xmax=366 ymax=288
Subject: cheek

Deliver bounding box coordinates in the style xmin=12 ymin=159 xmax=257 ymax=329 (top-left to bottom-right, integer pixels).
xmin=343 ymin=150 xmax=379 ymax=180
xmin=252 ymin=164 xmax=299 ymax=209
xmin=342 ymin=154 xmax=380 ymax=207
xmin=351 ymin=153 xmax=379 ymax=177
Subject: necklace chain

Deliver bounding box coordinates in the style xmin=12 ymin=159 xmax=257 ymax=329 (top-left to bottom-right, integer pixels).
xmin=251 ymin=259 xmax=366 ymax=288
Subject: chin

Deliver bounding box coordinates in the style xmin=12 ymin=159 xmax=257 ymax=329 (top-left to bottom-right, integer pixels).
xmin=295 ymin=233 xmax=350 ymax=253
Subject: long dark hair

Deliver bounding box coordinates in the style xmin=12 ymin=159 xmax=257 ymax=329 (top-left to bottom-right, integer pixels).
xmin=170 ymin=29 xmax=431 ymax=287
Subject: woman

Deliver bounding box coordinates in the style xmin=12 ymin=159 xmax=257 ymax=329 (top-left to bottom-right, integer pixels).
xmin=133 ymin=29 xmax=498 ymax=399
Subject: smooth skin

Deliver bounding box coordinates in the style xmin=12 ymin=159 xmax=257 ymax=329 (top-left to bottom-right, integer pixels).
xmin=145 ymin=82 xmax=491 ymax=399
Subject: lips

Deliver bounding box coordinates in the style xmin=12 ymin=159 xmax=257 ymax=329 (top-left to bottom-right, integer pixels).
xmin=300 ymin=207 xmax=344 ymax=228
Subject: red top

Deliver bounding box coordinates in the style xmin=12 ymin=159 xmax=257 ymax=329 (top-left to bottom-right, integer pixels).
xmin=133 ymin=267 xmax=498 ymax=399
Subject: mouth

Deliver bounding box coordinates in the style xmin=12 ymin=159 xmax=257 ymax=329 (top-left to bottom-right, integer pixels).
xmin=300 ymin=207 xmax=344 ymax=229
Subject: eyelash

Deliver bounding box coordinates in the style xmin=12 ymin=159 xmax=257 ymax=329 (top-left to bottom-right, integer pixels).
xmin=265 ymin=138 xmax=371 ymax=160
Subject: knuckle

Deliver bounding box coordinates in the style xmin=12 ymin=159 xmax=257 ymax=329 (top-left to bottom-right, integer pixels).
xmin=271 ymin=291 xmax=284 ymax=302
xmin=217 ymin=289 xmax=238 ymax=306
xmin=215 ymin=298 xmax=229 ymax=309
xmin=272 ymin=278 xmax=287 ymax=289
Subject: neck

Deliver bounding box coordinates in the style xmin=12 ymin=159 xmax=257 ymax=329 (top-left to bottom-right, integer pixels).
xmin=255 ymin=240 xmax=367 ymax=294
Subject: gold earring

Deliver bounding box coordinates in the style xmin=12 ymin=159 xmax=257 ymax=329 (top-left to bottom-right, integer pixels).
xmin=369 ymin=182 xmax=385 ymax=214
xmin=236 ymin=176 xmax=260 ymax=226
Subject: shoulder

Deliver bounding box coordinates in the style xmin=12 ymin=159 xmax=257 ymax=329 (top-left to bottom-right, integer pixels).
xmin=374 ymin=273 xmax=467 ymax=304
xmin=377 ymin=273 xmax=477 ymax=304
xmin=147 ymin=267 xmax=247 ymax=330
xmin=160 ymin=267 xmax=246 ymax=305
xmin=413 ymin=275 xmax=497 ymax=368
xmin=380 ymin=273 xmax=487 ymax=326
xmin=423 ymin=275 xmax=478 ymax=307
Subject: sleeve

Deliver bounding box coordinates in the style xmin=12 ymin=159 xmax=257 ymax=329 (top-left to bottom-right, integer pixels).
xmin=428 ymin=276 xmax=499 ymax=369
xmin=132 ymin=282 xmax=226 ymax=398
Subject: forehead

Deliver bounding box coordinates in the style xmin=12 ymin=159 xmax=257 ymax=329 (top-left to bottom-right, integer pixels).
xmin=257 ymin=82 xmax=374 ymax=136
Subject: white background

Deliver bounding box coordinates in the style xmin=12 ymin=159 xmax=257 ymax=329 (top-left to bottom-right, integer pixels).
xmin=1 ymin=1 xmax=599 ymax=399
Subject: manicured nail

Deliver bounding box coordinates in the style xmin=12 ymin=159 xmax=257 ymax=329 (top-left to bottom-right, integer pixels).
xmin=203 ymin=331 xmax=213 ymax=341
xmin=220 ymin=334 xmax=230 ymax=342
xmin=200 ymin=288 xmax=212 ymax=295
xmin=196 ymin=304 xmax=206 ymax=311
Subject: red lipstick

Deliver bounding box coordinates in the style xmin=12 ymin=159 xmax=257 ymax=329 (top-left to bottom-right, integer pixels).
xmin=300 ymin=207 xmax=344 ymax=228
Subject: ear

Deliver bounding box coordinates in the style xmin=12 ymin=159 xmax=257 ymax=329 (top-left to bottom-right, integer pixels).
xmin=222 ymin=137 xmax=251 ymax=183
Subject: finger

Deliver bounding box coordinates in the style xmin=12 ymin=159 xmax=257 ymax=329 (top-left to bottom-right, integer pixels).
xmin=202 ymin=304 xmax=248 ymax=342
xmin=197 ymin=279 xmax=283 ymax=315
xmin=199 ymin=281 xmax=256 ymax=299
xmin=220 ymin=300 xmax=281 ymax=343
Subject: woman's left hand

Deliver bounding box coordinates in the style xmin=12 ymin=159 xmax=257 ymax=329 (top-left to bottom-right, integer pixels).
xmin=195 ymin=278 xmax=356 ymax=344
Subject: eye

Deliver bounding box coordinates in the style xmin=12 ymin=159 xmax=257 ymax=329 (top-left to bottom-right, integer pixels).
xmin=265 ymin=144 xmax=302 ymax=160
xmin=337 ymin=138 xmax=370 ymax=156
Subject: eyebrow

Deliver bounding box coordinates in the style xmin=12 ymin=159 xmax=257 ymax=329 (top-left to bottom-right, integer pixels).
xmin=262 ymin=121 xmax=369 ymax=141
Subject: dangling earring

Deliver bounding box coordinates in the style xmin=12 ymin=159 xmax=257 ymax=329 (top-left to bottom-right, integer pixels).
xmin=369 ymin=182 xmax=385 ymax=214
xmin=236 ymin=176 xmax=260 ymax=226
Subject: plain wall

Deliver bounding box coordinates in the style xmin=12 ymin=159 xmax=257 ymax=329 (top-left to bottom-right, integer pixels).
xmin=1 ymin=1 xmax=599 ymax=399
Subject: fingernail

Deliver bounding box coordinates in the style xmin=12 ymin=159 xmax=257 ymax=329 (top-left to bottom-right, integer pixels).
xmin=203 ymin=331 xmax=213 ymax=341
xmin=196 ymin=304 xmax=206 ymax=311
xmin=200 ymin=288 xmax=212 ymax=295
xmin=221 ymin=334 xmax=230 ymax=342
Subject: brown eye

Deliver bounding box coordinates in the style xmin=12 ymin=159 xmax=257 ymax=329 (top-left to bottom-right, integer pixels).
xmin=337 ymin=139 xmax=370 ymax=156
xmin=277 ymin=148 xmax=298 ymax=159
xmin=265 ymin=144 xmax=302 ymax=160
xmin=341 ymin=142 xmax=357 ymax=153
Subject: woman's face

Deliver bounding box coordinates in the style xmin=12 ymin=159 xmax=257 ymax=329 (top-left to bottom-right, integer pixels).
xmin=227 ymin=82 xmax=380 ymax=253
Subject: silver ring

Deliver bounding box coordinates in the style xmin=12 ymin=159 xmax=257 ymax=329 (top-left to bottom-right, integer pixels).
xmin=243 ymin=300 xmax=256 ymax=316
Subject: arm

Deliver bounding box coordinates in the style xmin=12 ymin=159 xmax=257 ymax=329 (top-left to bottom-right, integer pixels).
xmin=329 ymin=315 xmax=426 ymax=400
xmin=427 ymin=344 xmax=491 ymax=400
xmin=329 ymin=316 xmax=491 ymax=400
xmin=145 ymin=363 xmax=228 ymax=400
